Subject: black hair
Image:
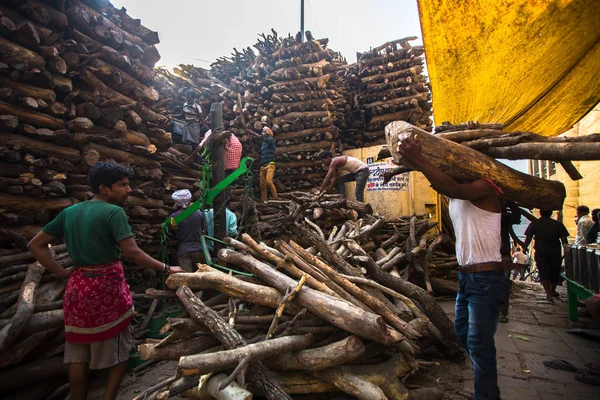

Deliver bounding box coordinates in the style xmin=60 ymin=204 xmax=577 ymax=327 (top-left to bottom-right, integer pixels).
xmin=540 ymin=209 xmax=553 ymax=217
xmin=319 ymin=151 xmax=333 ymax=159
xmin=200 ymin=125 xmax=210 ymax=135
xmin=576 ymin=205 xmax=590 ymax=215
xmin=592 ymin=208 xmax=600 ymax=222
xmin=88 ymin=162 xmax=132 ymax=194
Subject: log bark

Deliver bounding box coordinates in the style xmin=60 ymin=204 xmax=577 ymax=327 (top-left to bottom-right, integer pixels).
xmin=12 ymin=0 xmax=68 ymax=29
xmin=264 ymin=335 xmax=366 ymax=371
xmin=0 ymin=193 xmax=76 ymax=211
xmin=179 ymin=334 xmax=315 ymax=374
xmin=138 ymin=336 xmax=220 ymax=361
xmin=219 ymin=249 xmax=404 ymax=346
xmin=0 ymin=101 xmax=65 ymax=129
xmin=166 ymin=271 xmax=291 ymax=311
xmin=386 ymin=121 xmax=566 ymax=210
xmin=275 ymin=140 xmax=331 ymax=155
xmin=0 ymin=36 xmax=46 ymax=69
xmin=176 ymin=286 xmax=292 ymax=400
xmin=481 ymin=142 xmax=600 ymax=161
xmin=0 ymin=76 xmax=56 ymax=102
xmin=0 ymin=356 xmax=67 ymax=393
xmin=83 ymin=142 xmax=160 ymax=168
xmin=88 ymin=59 xmax=159 ymax=104
xmin=0 ymin=262 xmax=45 ymax=353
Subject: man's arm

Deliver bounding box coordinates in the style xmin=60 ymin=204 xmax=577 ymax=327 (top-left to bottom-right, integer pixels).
xmin=523 ymin=234 xmax=533 ymax=253
xmin=398 ymin=136 xmax=496 ymax=201
xmin=246 ymin=128 xmax=262 ymax=138
xmin=120 ymin=237 xmax=183 ymax=273
xmin=28 ymin=232 xmax=72 ymax=278
xmin=183 ymin=144 xmax=203 ymax=164
xmin=560 ymin=236 xmax=569 ymax=245
xmin=318 ymin=158 xmax=344 ymax=193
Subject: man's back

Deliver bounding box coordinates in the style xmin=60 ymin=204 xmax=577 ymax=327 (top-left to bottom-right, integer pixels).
xmin=576 ymin=215 xmax=594 ymax=245
xmin=42 ymin=200 xmax=133 ymax=266
xmin=525 ymin=216 xmax=569 ymax=252
xmin=170 ymin=209 xmax=205 ymax=256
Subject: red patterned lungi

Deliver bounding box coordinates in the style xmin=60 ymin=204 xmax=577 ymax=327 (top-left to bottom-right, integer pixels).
xmin=64 ymin=261 xmax=134 ymax=344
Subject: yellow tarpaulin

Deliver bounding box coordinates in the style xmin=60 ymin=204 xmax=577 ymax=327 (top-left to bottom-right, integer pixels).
xmin=418 ymin=0 xmax=600 ymax=136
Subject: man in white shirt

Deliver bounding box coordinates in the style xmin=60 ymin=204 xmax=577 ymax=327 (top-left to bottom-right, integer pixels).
xmin=574 ymin=205 xmax=594 ymax=245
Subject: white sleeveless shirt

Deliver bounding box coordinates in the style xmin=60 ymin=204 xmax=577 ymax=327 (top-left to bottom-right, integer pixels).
xmin=449 ymin=199 xmax=502 ymax=266
xmin=340 ymin=156 xmax=367 ymax=174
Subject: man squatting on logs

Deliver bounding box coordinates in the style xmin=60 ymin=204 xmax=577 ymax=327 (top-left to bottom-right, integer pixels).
xmin=28 ymin=162 xmax=183 ymax=400
xmin=398 ymin=135 xmax=510 ymax=400
xmin=317 ymin=151 xmax=370 ymax=202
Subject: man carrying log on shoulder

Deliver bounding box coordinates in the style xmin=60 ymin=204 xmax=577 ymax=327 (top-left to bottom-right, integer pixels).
xmin=398 ymin=135 xmax=509 ymax=400
xmin=316 ymin=151 xmax=370 ymax=203
xmin=27 ymin=162 xmax=183 ymax=400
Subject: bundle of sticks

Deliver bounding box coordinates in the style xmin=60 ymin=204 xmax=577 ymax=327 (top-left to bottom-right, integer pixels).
xmin=137 ymin=210 xmax=462 ymax=399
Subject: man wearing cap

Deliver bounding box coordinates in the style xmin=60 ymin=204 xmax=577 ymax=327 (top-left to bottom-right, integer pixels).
xmin=248 ymin=126 xmax=278 ymax=202
xmin=317 ymin=151 xmax=370 ymax=203
xmin=170 ymin=189 xmax=206 ymax=272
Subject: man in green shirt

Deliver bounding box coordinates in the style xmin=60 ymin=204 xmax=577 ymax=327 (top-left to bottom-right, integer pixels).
xmin=28 ymin=162 xmax=182 ymax=400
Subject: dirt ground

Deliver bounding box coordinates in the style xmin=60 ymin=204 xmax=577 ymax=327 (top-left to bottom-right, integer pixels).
xmin=85 ymin=280 xmax=599 ymax=400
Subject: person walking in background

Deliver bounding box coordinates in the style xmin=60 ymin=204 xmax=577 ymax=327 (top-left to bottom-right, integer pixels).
xmin=27 ymin=162 xmax=183 ymax=400
xmin=587 ymin=208 xmax=599 ymax=244
xmin=248 ymin=126 xmax=278 ymax=202
xmin=574 ymin=205 xmax=594 ymax=245
xmin=181 ymin=89 xmax=205 ymax=148
xmin=317 ymin=151 xmax=370 ymax=203
xmin=397 ymin=135 xmax=509 ymax=400
xmin=169 ymin=189 xmax=206 ymax=272
xmin=511 ymin=246 xmax=528 ymax=281
xmin=523 ymin=209 xmax=569 ymax=301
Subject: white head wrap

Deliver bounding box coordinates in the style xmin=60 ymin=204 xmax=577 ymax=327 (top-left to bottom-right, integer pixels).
xmin=172 ymin=189 xmax=192 ymax=208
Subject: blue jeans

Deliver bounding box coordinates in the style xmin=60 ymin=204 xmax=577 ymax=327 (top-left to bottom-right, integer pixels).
xmin=336 ymin=169 xmax=369 ymax=202
xmin=455 ymin=271 xmax=509 ymax=400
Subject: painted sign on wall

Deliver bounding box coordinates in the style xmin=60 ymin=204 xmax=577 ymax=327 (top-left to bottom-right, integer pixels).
xmin=365 ymin=157 xmax=410 ymax=192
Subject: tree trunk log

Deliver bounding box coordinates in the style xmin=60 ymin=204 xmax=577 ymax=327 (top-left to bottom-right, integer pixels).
xmin=0 ymin=76 xmax=56 ymax=102
xmin=0 ymin=193 xmax=76 ymax=211
xmin=0 ymin=101 xmax=65 ymax=129
xmin=138 ymin=336 xmax=220 ymax=361
xmin=218 ymin=249 xmax=404 ymax=346
xmin=275 ymin=140 xmax=331 ymax=155
xmin=88 ymin=59 xmax=159 ymax=104
xmin=83 ymin=142 xmax=160 ymax=168
xmin=176 ymin=286 xmax=292 ymax=400
xmin=385 ymin=121 xmax=566 ymax=210
xmin=264 ymin=335 xmax=365 ymax=371
xmin=0 ymin=36 xmax=45 ymax=69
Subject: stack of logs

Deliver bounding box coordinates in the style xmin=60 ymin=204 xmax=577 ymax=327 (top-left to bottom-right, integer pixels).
xmin=235 ymin=32 xmax=349 ymax=192
xmin=343 ymin=37 xmax=432 ymax=149
xmin=0 ymin=0 xmax=213 ymax=256
xmin=136 ymin=194 xmax=462 ymax=399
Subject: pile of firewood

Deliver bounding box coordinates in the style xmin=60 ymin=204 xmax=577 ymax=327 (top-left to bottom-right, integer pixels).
xmin=136 ymin=202 xmax=461 ymax=399
xmin=0 ymin=0 xmax=213 ymax=256
xmin=341 ymin=37 xmax=431 ymax=149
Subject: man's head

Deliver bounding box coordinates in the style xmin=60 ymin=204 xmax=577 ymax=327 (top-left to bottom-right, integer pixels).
xmin=540 ymin=209 xmax=553 ymax=218
xmin=185 ymin=89 xmax=196 ymax=103
xmin=172 ymin=189 xmax=192 ymax=209
xmin=576 ymin=205 xmax=590 ymax=220
xmin=88 ymin=162 xmax=132 ymax=204
xmin=592 ymin=208 xmax=600 ymax=223
xmin=319 ymin=151 xmax=333 ymax=166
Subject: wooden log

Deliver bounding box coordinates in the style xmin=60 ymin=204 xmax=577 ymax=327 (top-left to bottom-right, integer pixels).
xmin=269 ymin=74 xmax=331 ymax=92
xmin=273 ymin=110 xmax=331 ymax=125
xmin=219 ymin=249 xmax=404 ymax=346
xmin=184 ymin=373 xmax=253 ymax=400
xmin=264 ymin=335 xmax=365 ymax=371
xmin=0 ymin=37 xmax=46 ymax=69
xmin=176 ymin=286 xmax=292 ymax=400
xmin=0 ymin=356 xmax=67 ymax=393
xmin=3 ymin=131 xmax=80 ymax=161
xmin=344 ymin=239 xmax=463 ymax=356
xmin=0 ymin=193 xmax=76 ymax=211
xmin=0 ymin=327 xmax=60 ymax=368
xmin=83 ymin=142 xmax=160 ymax=168
xmin=166 ymin=271 xmax=289 ymax=311
xmin=88 ymin=59 xmax=159 ymax=104
xmin=179 ymin=334 xmax=315 ymax=374
xmin=0 ymin=101 xmax=65 ymax=129
xmin=385 ymin=121 xmax=566 ymax=210
xmin=12 ymin=0 xmax=68 ymax=29
xmin=481 ymin=142 xmax=600 ymax=161
xmin=0 ymin=76 xmax=56 ymax=102
xmin=369 ymin=107 xmax=422 ymax=125
xmin=275 ymin=127 xmax=336 ymax=141
xmin=0 ymin=6 xmax=54 ymax=43
xmin=138 ymin=336 xmax=220 ymax=361
xmin=275 ymin=140 xmax=331 ymax=155
xmin=0 ymin=262 xmax=45 ymax=353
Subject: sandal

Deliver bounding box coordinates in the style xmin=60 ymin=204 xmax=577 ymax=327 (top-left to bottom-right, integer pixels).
xmin=575 ymin=374 xmax=600 ymax=386
xmin=543 ymin=359 xmax=580 ymax=372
